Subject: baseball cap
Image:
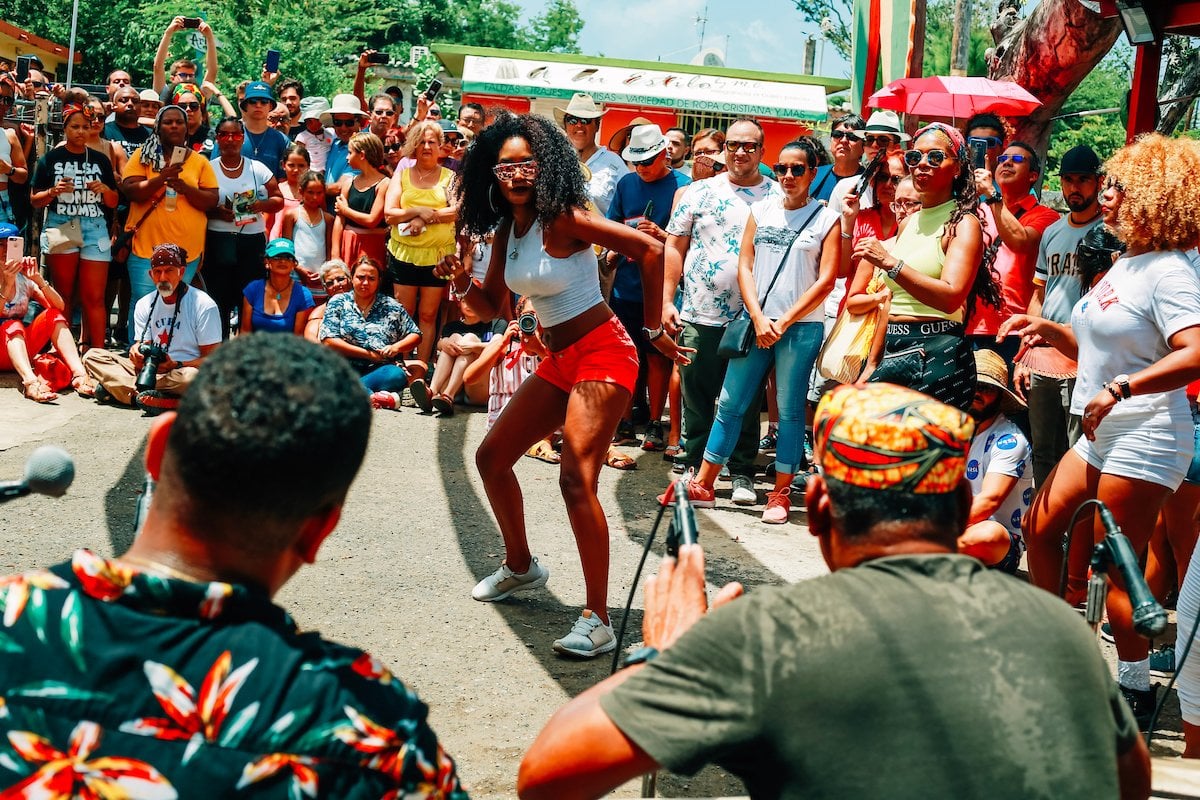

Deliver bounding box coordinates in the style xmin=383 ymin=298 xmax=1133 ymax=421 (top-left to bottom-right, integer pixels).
xmin=1058 ymin=145 xmax=1101 ymax=176
xmin=265 ymin=238 xmax=296 ymax=259
xmin=814 ymin=383 xmax=975 ymax=494
xmin=241 ymin=81 xmax=275 ymax=107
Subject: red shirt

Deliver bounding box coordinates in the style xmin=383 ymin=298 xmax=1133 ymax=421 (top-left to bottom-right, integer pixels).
xmin=968 ymin=194 xmax=1060 ymax=336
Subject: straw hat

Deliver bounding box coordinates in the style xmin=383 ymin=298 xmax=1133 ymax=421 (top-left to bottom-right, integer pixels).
xmin=974 ymin=349 xmax=1026 ymax=412
xmin=553 ymin=92 xmax=604 ymax=126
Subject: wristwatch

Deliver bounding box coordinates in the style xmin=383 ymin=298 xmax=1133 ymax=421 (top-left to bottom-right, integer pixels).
xmin=1112 ymin=374 xmax=1132 ymax=400
xmin=886 ymin=259 xmax=905 ymax=280
xmin=642 ymin=325 xmax=665 ymax=342
xmin=621 ymin=646 xmax=659 ymax=670
xmin=985 ymin=191 xmax=1003 ymax=205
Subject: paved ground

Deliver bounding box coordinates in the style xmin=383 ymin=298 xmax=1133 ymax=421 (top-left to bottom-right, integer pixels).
xmin=0 ymin=374 xmax=1188 ymax=796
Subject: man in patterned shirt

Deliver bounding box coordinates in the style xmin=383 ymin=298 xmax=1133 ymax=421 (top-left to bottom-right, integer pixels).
xmin=663 ymin=118 xmax=779 ymax=504
xmin=0 ymin=334 xmax=467 ymax=798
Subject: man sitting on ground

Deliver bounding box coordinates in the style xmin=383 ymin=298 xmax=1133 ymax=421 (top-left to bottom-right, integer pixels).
xmin=518 ymin=382 xmax=1148 ymax=800
xmin=83 ymin=243 xmax=220 ymax=410
xmin=959 ymin=348 xmax=1034 ymax=572
xmin=0 ymin=334 xmax=467 ymax=797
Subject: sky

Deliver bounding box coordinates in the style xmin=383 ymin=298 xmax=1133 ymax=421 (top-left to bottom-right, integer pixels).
xmin=511 ymin=0 xmax=854 ymax=79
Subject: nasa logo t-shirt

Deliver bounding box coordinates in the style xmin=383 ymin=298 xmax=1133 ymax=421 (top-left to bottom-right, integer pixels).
xmin=966 ymin=415 xmax=1033 ymax=538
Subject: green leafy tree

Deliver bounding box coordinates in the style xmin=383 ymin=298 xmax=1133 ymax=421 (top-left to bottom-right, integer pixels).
xmin=1042 ymin=54 xmax=1129 ymax=190
xmin=922 ymin=0 xmax=991 ymax=77
xmin=789 ymin=0 xmax=852 ymax=59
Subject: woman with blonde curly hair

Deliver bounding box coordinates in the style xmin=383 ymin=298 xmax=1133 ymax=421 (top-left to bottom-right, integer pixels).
xmin=1000 ymin=134 xmax=1200 ymax=727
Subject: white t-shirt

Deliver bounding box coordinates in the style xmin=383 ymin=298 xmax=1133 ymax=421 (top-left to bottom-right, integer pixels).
xmin=748 ymin=196 xmax=838 ymax=322
xmin=295 ymin=128 xmax=333 ymax=172
xmin=828 ymin=174 xmax=873 ymax=216
xmin=966 ymin=414 xmax=1033 ymax=538
xmin=133 ymin=287 xmax=221 ymax=363
xmin=584 ymin=146 xmax=629 ymax=217
xmin=667 ymin=174 xmax=780 ymax=327
xmin=1070 ymin=250 xmax=1200 ymax=418
xmin=1035 ymin=215 xmax=1104 ymax=324
xmin=208 ymin=158 xmax=275 ymax=235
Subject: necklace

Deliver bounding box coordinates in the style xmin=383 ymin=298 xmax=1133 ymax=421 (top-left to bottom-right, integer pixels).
xmin=268 ymin=279 xmax=292 ymax=301
xmin=219 ymin=156 xmax=244 ymax=175
xmin=119 ymin=554 xmax=212 ymax=584
xmin=245 ymin=128 xmax=267 ymax=159
xmin=414 ymin=163 xmax=438 ymax=182
xmin=510 ymin=218 xmax=533 ymax=260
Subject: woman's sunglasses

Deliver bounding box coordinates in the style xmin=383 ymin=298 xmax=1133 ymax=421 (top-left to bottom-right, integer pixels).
xmin=492 ymin=160 xmax=539 ymax=181
xmin=903 ymin=149 xmax=952 ymax=168
xmin=772 ymin=163 xmax=807 ymax=177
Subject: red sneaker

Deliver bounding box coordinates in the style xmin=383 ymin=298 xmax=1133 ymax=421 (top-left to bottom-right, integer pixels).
xmin=657 ymin=474 xmax=716 ymax=508
xmin=761 ymin=486 xmax=791 ymax=524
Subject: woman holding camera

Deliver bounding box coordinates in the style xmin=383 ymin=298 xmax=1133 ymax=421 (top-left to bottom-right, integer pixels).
xmin=443 ymin=112 xmax=691 ymax=659
xmin=318 ymin=255 xmax=422 ymax=400
xmin=121 ymin=106 xmax=219 ymax=340
xmin=31 ymin=102 xmax=119 ymax=351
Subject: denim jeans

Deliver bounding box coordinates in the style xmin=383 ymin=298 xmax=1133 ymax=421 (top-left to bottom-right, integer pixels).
xmin=703 ymin=322 xmax=823 ymax=475
xmin=679 ymin=321 xmax=761 ymax=477
xmin=359 ymin=363 xmax=409 ymax=393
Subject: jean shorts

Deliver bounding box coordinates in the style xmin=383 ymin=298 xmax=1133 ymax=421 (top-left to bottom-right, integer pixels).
xmin=40 ymin=211 xmax=112 ymax=262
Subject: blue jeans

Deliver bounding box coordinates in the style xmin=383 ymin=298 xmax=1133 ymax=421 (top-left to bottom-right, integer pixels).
xmin=127 ymin=254 xmax=201 ymax=342
xmin=359 ymin=363 xmax=409 ymax=393
xmin=704 ymin=321 xmax=823 ymax=475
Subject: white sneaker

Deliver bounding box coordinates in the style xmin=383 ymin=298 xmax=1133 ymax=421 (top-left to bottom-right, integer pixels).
xmin=552 ymin=610 xmax=616 ymax=658
xmin=731 ymin=474 xmax=757 ymax=506
xmin=471 ymin=557 xmax=549 ymax=602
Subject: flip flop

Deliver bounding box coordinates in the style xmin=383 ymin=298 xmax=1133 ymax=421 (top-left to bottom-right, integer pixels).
xmin=662 ymin=443 xmax=683 ymax=462
xmin=525 ymin=440 xmax=561 ymax=464
xmin=22 ymin=377 xmax=58 ymax=403
xmin=604 ymin=446 xmax=637 ymax=471
xmin=71 ymin=373 xmax=97 ymax=398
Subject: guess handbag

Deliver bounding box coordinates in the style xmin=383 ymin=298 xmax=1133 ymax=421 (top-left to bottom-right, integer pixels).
xmin=717 ymin=203 xmax=823 ymax=359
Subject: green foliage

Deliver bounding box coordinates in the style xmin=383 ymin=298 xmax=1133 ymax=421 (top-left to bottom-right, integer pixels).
xmin=6 ymin=0 xmax=583 ymax=97
xmin=1043 ymin=55 xmax=1130 ymax=190
xmin=922 ymin=0 xmax=990 ymax=77
xmin=789 ymin=0 xmax=852 ymax=60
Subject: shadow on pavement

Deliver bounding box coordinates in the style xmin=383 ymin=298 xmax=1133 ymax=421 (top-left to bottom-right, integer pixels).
xmin=104 ymin=434 xmax=148 ymax=556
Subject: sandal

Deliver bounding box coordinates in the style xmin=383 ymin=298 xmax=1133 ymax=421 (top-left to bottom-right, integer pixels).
xmin=604 ymin=445 xmax=637 ymax=471
xmin=22 ymin=377 xmax=58 ymax=404
xmin=662 ymin=443 xmax=683 ymax=462
xmin=431 ymin=393 xmax=454 ymax=416
xmin=525 ymin=440 xmax=561 ymax=464
xmin=70 ymin=373 xmax=97 ymax=398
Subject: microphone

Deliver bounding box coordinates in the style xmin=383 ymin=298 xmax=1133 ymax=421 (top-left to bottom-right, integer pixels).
xmin=665 ymin=477 xmax=699 ymax=557
xmin=1098 ymin=506 xmax=1167 ymax=638
xmin=0 ymin=446 xmax=75 ymax=502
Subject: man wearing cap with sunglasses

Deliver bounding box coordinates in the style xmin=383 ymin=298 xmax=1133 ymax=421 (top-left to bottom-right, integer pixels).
xmin=969 ymin=142 xmax=1060 ymax=361
xmin=519 ymin=381 xmax=1148 ymax=800
xmin=606 ymin=124 xmax=691 ymax=451
xmin=554 ymin=92 xmax=628 ymax=217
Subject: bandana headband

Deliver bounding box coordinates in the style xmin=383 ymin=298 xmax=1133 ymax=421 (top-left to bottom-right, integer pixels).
xmin=914 ymin=122 xmax=967 ymax=160
xmin=150 ymin=243 xmax=188 ymax=267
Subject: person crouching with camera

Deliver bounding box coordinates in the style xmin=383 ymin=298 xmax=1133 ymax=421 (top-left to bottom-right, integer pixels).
xmin=83 ymin=243 xmax=220 ymax=411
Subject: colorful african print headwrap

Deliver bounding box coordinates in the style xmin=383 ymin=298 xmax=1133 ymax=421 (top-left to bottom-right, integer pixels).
xmin=814 ymin=383 xmax=975 ymax=494
xmin=61 ymin=103 xmax=94 ymax=123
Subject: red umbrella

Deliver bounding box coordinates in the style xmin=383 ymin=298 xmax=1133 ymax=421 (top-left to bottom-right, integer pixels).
xmin=867 ymin=76 xmax=1042 ymax=119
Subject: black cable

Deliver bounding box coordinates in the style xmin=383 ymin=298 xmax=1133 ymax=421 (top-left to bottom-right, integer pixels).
xmin=1146 ymin=605 xmax=1200 ymax=746
xmin=1058 ymin=498 xmax=1106 ymax=599
xmin=610 ymin=498 xmax=671 ymax=676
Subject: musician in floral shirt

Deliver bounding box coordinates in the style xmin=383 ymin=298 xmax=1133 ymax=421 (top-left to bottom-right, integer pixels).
xmin=0 ymin=335 xmax=467 ymax=799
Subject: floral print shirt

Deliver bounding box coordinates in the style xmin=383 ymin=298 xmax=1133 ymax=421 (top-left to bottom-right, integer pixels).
xmin=666 ymin=174 xmax=779 ymax=327
xmin=0 ymin=550 xmax=468 ymax=799
xmin=318 ymin=293 xmax=420 ymax=372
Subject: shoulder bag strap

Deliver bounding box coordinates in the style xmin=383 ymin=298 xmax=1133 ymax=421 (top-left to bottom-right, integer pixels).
xmin=126 ymin=192 xmax=167 ymax=237
xmin=756 ymin=203 xmax=825 ymax=309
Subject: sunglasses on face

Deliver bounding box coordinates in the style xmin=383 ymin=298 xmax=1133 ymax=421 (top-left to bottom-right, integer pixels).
xmin=903 ymin=148 xmax=952 ymax=168
xmin=1104 ymin=177 xmax=1124 ymax=193
xmin=384 ymin=143 xmax=402 ymax=153
xmin=244 ymin=98 xmax=272 ymax=107
xmin=562 ymin=114 xmax=595 ymax=127
xmin=372 ymin=108 xmax=395 ymax=116
xmin=829 ymin=130 xmax=855 ymax=141
xmin=30 ymin=80 xmax=47 ymax=88
xmin=996 ymin=154 xmax=1029 ymax=165
xmin=178 ymin=101 xmax=201 ymax=111
xmin=444 ymin=134 xmax=462 ymax=144
xmin=331 ymin=118 xmax=358 ymax=127
xmin=725 ymin=141 xmax=760 ymax=154
xmin=175 ymin=73 xmax=195 ymax=81
xmin=875 ymin=174 xmax=904 ymax=186
xmin=216 ymin=131 xmax=243 ymax=140
xmin=862 ymin=135 xmax=895 ymax=147
xmin=693 ymin=148 xmax=720 ymax=157
xmin=892 ymin=199 xmax=922 ymax=211
xmin=492 ymin=160 xmax=539 ymax=181
xmin=773 ymin=163 xmax=807 ymax=177
xmin=632 ymin=155 xmax=659 ymax=168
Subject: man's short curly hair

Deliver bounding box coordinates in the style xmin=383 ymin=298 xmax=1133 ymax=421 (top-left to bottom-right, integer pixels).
xmin=165 ymin=334 xmax=371 ymax=551
xmin=456 ymin=112 xmax=588 ymax=238
xmin=1105 ymin=134 xmax=1200 ymax=253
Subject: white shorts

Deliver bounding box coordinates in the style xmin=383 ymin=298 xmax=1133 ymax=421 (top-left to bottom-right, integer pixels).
xmin=1071 ymin=410 xmax=1193 ymax=491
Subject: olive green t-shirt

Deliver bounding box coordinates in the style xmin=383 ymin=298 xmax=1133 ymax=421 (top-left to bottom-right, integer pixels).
xmin=601 ymin=554 xmax=1138 ymax=800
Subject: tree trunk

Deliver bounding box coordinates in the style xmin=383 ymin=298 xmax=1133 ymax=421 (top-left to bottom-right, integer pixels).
xmin=987 ymin=0 xmax=1121 ymax=158
xmin=1158 ymin=47 xmax=1200 ymax=136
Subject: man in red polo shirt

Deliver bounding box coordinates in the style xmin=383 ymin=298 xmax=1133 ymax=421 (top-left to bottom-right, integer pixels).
xmin=969 ymin=142 xmax=1060 ymax=363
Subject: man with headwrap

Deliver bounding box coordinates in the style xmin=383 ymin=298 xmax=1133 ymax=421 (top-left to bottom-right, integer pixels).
xmin=83 ymin=243 xmax=220 ymax=411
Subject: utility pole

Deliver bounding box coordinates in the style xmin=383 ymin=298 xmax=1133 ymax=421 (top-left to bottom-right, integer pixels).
xmin=950 ymin=0 xmax=971 ymax=77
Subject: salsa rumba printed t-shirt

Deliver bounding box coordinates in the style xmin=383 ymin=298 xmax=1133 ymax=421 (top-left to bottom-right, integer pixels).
xmin=0 ymin=550 xmax=469 ymax=799
xmin=666 ymin=174 xmax=779 ymax=327
xmin=32 ymin=147 xmax=116 ymax=219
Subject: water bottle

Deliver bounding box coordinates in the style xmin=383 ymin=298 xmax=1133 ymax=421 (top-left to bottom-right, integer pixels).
xmin=164 ymin=187 xmax=177 ymax=212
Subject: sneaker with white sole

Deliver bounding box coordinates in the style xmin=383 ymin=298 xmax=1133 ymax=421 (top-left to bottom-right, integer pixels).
xmin=657 ymin=471 xmax=716 ymax=508
xmin=471 ymin=557 xmax=550 ymax=602
xmin=761 ymin=486 xmax=791 ymax=524
xmin=552 ymin=610 xmax=616 ymax=658
xmin=731 ymin=474 xmax=757 ymax=506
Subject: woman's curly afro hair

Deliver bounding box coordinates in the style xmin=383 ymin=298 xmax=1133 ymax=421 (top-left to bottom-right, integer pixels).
xmin=1105 ymin=133 xmax=1200 ymax=253
xmin=456 ymin=112 xmax=588 ymax=238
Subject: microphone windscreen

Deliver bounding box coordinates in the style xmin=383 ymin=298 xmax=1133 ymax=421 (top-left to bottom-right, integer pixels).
xmin=24 ymin=446 xmax=75 ymax=497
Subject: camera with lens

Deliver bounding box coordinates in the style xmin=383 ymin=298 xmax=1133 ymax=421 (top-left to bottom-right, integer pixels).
xmin=517 ymin=312 xmax=538 ymax=336
xmin=135 ymin=343 xmax=168 ymax=392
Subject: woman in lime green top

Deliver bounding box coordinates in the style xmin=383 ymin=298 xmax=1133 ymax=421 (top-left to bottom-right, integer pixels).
xmin=846 ymin=122 xmax=999 ymax=410
xmin=383 ymin=118 xmax=458 ymax=366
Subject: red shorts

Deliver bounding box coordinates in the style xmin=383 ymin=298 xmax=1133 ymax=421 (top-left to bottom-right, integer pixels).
xmin=536 ymin=314 xmax=639 ymax=395
xmin=0 ymin=309 xmax=66 ymax=371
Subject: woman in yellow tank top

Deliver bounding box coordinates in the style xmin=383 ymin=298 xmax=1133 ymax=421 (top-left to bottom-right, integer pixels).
xmin=845 ymin=122 xmax=999 ymax=410
xmin=382 ymin=119 xmax=458 ymax=366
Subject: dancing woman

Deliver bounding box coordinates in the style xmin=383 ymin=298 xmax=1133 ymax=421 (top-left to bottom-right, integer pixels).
xmin=442 ymin=113 xmax=691 ymax=658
